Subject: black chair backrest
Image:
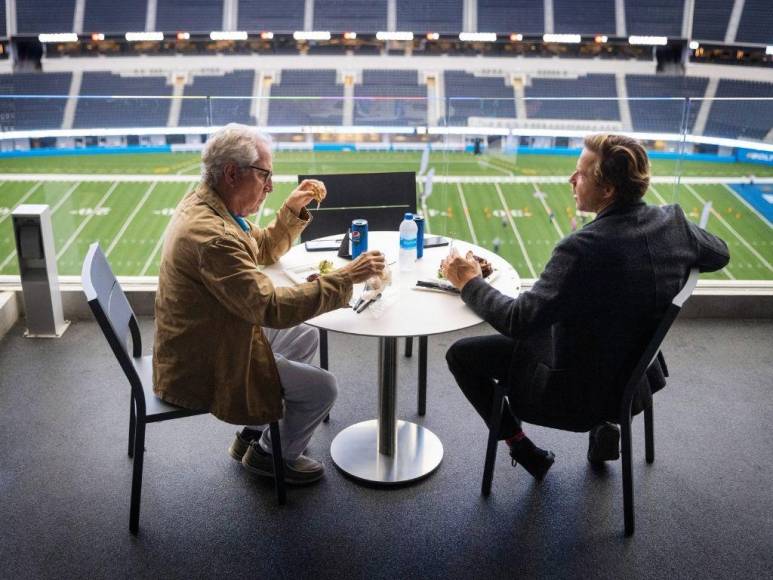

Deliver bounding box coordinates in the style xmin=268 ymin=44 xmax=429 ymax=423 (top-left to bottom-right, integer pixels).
xmin=82 ymin=243 xmax=144 ymax=397
xmin=297 ymin=171 xmax=417 ymax=241
xmin=619 ymin=267 xmax=699 ymax=418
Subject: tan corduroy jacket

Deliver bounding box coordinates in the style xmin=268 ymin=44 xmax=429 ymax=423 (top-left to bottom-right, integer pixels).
xmin=152 ymin=182 xmax=353 ymax=425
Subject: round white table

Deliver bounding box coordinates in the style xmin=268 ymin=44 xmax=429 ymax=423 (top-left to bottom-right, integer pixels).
xmin=262 ymin=231 xmax=520 ymax=485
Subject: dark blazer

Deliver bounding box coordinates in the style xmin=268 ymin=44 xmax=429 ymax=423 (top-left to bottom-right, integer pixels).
xmin=461 ymin=200 xmax=730 ymax=431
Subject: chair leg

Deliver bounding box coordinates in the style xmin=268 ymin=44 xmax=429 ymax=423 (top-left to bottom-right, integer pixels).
xmin=644 ymin=405 xmax=655 ymax=464
xmin=129 ymin=419 xmax=146 ymax=535
xmin=269 ymin=422 xmax=286 ymax=505
xmin=417 ymin=336 xmax=428 ymax=416
xmin=482 ymin=382 xmax=505 ymax=496
xmin=404 ymin=336 xmax=413 ymax=358
xmin=621 ymin=417 xmax=635 ymax=537
xmin=320 ymin=330 xmax=331 ymax=422
xmin=128 ymin=393 xmax=136 ymax=458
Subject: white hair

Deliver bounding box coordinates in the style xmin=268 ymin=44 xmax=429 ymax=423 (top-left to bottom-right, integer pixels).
xmin=201 ymin=123 xmax=272 ymax=186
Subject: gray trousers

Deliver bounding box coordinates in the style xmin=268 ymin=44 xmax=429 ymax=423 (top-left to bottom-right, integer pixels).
xmin=248 ymin=324 xmax=337 ymax=460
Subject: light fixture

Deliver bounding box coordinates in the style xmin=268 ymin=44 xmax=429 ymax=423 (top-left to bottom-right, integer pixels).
xmin=91 ymin=33 xmax=105 ymax=41
xmin=125 ymin=32 xmax=164 ymax=42
xmin=210 ymin=31 xmax=248 ymax=41
xmin=260 ymin=32 xmax=274 ymax=40
xmin=176 ymin=32 xmax=190 ymax=40
xmin=543 ymin=34 xmax=581 ymax=43
xmin=766 ymin=45 xmax=773 ymax=55
xmin=38 ymin=33 xmax=78 ymax=43
xmin=426 ymin=33 xmax=439 ymax=40
xmin=509 ymin=33 xmax=523 ymax=42
xmin=376 ymin=31 xmax=414 ymax=41
xmin=628 ymin=35 xmax=668 ymax=46
xmin=293 ymin=31 xmax=332 ymax=41
xmin=343 ymin=32 xmax=357 ymax=40
xmin=594 ymin=35 xmax=608 ymax=43
xmin=459 ymin=32 xmax=497 ymax=42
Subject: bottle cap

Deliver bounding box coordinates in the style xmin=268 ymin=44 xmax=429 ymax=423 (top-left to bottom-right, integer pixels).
xmin=404 ymin=212 xmax=413 ymax=220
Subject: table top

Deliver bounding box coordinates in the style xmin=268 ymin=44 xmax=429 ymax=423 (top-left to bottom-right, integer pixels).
xmin=261 ymin=231 xmax=520 ymax=338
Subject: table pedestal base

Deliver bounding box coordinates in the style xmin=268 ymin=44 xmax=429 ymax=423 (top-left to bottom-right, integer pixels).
xmin=330 ymin=419 xmax=443 ymax=484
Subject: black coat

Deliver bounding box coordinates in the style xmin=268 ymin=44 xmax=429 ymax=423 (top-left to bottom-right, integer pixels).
xmin=460 ymin=201 xmax=730 ymax=431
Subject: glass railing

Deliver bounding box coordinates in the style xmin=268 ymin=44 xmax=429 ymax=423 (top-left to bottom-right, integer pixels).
xmin=0 ymin=95 xmax=770 ymax=284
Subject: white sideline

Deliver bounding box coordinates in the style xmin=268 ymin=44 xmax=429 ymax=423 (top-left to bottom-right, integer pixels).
xmin=494 ymin=183 xmax=537 ymax=278
xmin=455 ymin=183 xmax=479 ymax=246
xmin=0 ymin=174 xmax=771 ymax=185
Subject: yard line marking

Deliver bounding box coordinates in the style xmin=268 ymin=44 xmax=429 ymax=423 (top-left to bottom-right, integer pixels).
xmin=0 ymin=181 xmax=81 ymax=270
xmin=0 ymin=181 xmax=44 ymax=225
xmin=530 ymin=181 xmax=564 ymax=238
xmin=477 ymin=158 xmax=513 ymax=176
xmin=495 ymin=183 xmax=537 ymax=278
xmin=175 ymin=162 xmax=201 ymax=175
xmin=105 ymin=182 xmax=157 ymax=257
xmin=139 ymin=224 xmax=170 ymax=276
xmin=56 ymin=182 xmax=119 ymax=259
xmin=456 ymin=183 xmax=479 ymax=245
xmin=721 ymin=183 xmax=772 ymax=228
xmin=648 ymin=184 xmax=669 ymax=205
xmin=685 ymin=184 xmax=773 ymax=273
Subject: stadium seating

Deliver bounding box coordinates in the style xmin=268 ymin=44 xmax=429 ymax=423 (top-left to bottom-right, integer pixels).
xmin=625 ymin=0 xmax=683 ymax=37
xmin=179 ymin=70 xmax=256 ymax=127
xmin=525 ymin=74 xmax=620 ymax=121
xmin=267 ymin=70 xmax=343 ymax=125
xmin=314 ymin=0 xmax=388 ymax=32
xmin=237 ymin=0 xmax=305 ymax=32
xmin=705 ymin=80 xmax=773 ymax=140
xmin=735 ymin=0 xmax=773 ymax=45
xmin=554 ymin=0 xmax=616 ymax=35
xmin=626 ymin=75 xmax=708 ymax=133
xmin=84 ymin=0 xmax=147 ymax=34
xmin=74 ymin=73 xmax=172 ymax=129
xmin=155 ymin=0 xmax=224 ymax=33
xmin=16 ymin=0 xmax=75 ymax=33
xmin=445 ymin=71 xmax=515 ymax=125
xmin=0 ymin=73 xmax=71 ymax=130
xmin=691 ymin=0 xmax=734 ymax=42
xmin=477 ymin=0 xmax=543 ymax=34
xmin=397 ymin=0 xmax=463 ymax=34
xmin=353 ymin=70 xmax=427 ymax=126
xmin=0 ymin=2 xmax=6 ymax=36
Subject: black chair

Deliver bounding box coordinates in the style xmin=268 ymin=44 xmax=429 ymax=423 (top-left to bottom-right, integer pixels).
xmin=297 ymin=171 xmax=428 ymax=416
xmin=82 ymin=243 xmax=286 ymax=535
xmin=481 ymin=267 xmax=700 ymax=537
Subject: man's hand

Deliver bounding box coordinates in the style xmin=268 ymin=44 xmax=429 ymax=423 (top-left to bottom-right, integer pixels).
xmin=338 ymin=251 xmax=386 ymax=284
xmin=441 ymin=249 xmax=482 ymax=290
xmin=286 ymin=179 xmax=326 ymax=216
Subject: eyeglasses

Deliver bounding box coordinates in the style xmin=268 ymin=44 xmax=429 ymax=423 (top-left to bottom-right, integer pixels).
xmin=248 ymin=165 xmax=273 ymax=182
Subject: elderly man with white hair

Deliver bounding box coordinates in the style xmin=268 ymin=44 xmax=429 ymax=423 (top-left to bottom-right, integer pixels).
xmin=153 ymin=123 xmax=385 ymax=484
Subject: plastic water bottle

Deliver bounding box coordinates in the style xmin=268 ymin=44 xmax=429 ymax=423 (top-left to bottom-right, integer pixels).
xmin=399 ymin=212 xmax=418 ymax=272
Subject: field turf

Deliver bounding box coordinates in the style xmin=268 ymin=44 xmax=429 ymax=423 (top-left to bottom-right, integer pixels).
xmin=0 ymin=151 xmax=770 ymax=280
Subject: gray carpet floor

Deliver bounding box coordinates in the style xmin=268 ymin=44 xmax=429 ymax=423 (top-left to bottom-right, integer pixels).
xmin=1 ymin=318 xmax=771 ymax=580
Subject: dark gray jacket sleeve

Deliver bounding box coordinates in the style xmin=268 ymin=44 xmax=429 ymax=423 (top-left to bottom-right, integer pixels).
xmin=460 ymin=237 xmax=583 ymax=339
xmin=684 ymin=215 xmax=730 ymax=272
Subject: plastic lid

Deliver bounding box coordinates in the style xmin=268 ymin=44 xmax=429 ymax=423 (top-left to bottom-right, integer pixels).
xmin=404 ymin=212 xmax=413 ymax=220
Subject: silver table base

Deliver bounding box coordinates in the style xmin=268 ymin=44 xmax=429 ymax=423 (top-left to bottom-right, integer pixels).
xmin=330 ymin=419 xmax=443 ymax=484
xmin=330 ymin=336 xmax=444 ymax=484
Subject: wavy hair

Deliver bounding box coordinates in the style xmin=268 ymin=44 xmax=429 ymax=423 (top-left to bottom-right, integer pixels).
xmin=583 ymin=134 xmax=650 ymax=203
xmin=201 ymin=123 xmax=272 ymax=186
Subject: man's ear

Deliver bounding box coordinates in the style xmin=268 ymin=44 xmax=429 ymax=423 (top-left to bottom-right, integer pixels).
xmin=602 ymin=184 xmax=616 ymax=201
xmin=222 ymin=163 xmax=239 ymax=186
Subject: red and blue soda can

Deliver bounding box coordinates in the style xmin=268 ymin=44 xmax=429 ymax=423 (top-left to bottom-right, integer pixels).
xmin=413 ymin=214 xmax=425 ymax=259
xmin=351 ymin=219 xmax=368 ymax=258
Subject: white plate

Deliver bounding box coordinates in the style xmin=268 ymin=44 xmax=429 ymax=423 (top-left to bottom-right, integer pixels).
xmin=283 ymin=263 xmax=326 ymax=285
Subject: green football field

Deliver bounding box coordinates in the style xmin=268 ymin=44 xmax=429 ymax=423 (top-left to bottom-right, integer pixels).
xmin=0 ymin=151 xmax=771 ymax=280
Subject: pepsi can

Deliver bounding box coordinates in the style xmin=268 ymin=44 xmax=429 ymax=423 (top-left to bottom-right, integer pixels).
xmin=351 ymin=219 xmax=368 ymax=259
xmin=413 ymin=214 xmax=425 ymax=259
